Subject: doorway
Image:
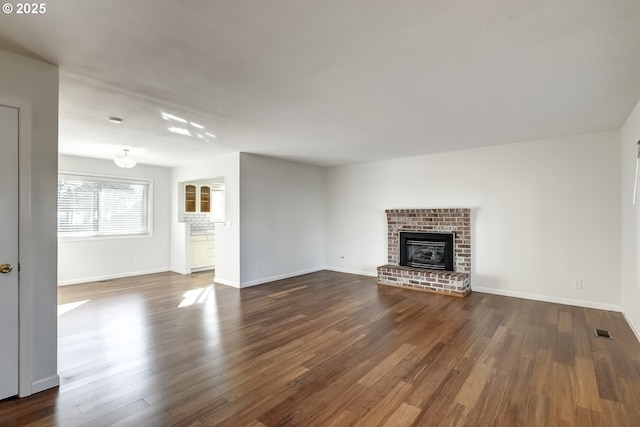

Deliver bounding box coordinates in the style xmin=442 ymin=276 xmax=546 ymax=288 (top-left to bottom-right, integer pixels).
xmin=0 ymin=104 xmax=20 ymax=400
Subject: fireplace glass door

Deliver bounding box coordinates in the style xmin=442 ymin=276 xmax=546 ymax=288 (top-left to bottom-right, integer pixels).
xmin=399 ymin=232 xmax=454 ymax=271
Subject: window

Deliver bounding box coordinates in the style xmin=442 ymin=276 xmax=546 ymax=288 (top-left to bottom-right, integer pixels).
xmin=211 ymin=189 xmax=225 ymax=222
xmin=58 ymin=174 xmax=151 ymax=238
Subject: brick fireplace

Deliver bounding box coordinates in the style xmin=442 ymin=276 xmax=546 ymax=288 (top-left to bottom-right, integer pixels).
xmin=377 ymin=208 xmax=471 ymax=297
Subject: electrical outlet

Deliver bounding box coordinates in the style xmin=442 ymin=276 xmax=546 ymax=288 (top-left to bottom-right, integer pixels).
xmin=134 ymin=258 xmax=140 ymax=265
xmin=573 ymin=279 xmax=582 ymax=289
xmin=257 ymin=264 xmax=262 ymax=271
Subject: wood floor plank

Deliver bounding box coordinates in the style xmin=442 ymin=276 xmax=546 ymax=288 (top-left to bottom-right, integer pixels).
xmin=0 ymin=270 xmax=639 ymax=426
xmin=357 ymin=343 xmax=416 ymax=387
xmin=381 ymin=402 xmax=421 ymax=427
xmin=454 ymin=354 xmax=494 ymax=411
xmin=355 ymin=380 xmax=413 ymax=427
xmin=575 ymin=356 xmax=603 ymax=412
xmin=558 ymin=310 xmax=572 ymax=333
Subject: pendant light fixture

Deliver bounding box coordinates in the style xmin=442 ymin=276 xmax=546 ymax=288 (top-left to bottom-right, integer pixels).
xmin=114 ymin=149 xmax=137 ymax=169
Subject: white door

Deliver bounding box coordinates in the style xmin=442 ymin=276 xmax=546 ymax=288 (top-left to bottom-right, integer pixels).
xmin=0 ymin=104 xmax=19 ymax=400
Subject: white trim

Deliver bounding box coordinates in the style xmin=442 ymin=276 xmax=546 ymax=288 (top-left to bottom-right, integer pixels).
xmin=323 ymin=266 xmax=377 ymax=278
xmin=191 ymin=266 xmax=214 ymax=273
xmin=0 ymin=97 xmax=48 ymax=397
xmin=58 ymin=233 xmax=154 ymax=243
xmin=213 ymin=277 xmax=240 ymax=288
xmin=472 ymin=286 xmax=623 ymax=312
xmin=31 ymin=374 xmax=59 ymax=394
xmin=170 ymin=267 xmax=192 ymax=275
xmin=4 ymin=97 xmax=35 ymax=398
xmin=57 ymin=268 xmax=169 ymax=286
xmin=239 ymin=267 xmax=325 ymax=288
xmin=58 ymin=171 xmax=152 ymax=185
xmin=623 ymin=310 xmax=640 ymax=343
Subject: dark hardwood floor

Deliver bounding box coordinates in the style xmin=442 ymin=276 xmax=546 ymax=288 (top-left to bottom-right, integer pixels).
xmin=1 ymin=270 xmax=639 ymax=426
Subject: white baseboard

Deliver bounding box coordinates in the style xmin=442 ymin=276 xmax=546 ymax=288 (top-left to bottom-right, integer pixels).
xmin=622 ymin=310 xmax=640 ymax=343
xmin=472 ymin=286 xmax=623 ymax=312
xmin=31 ymin=374 xmax=60 ymax=394
xmin=191 ymin=266 xmax=214 ymax=273
xmin=213 ymin=277 xmax=240 ymax=288
xmin=57 ymin=268 xmax=169 ymax=286
xmin=323 ymin=266 xmax=377 ymax=278
xmin=239 ymin=267 xmax=325 ymax=288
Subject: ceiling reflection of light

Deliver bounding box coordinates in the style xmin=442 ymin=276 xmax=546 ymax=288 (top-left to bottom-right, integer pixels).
xmin=160 ymin=111 xmax=217 ymax=141
xmin=57 ymin=300 xmax=90 ymax=316
xmin=161 ymin=111 xmax=187 ymax=123
xmin=168 ymin=127 xmax=192 ymax=136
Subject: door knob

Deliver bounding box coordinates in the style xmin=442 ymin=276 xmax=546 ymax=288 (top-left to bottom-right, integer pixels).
xmin=0 ymin=264 xmax=13 ymax=274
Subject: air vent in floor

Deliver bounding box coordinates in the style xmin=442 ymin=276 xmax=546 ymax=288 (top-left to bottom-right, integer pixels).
xmin=594 ymin=328 xmax=612 ymax=339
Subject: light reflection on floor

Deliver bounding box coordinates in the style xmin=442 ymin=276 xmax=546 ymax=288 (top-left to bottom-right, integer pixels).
xmin=178 ymin=285 xmax=214 ymax=308
xmin=57 ymin=274 xmax=228 ymax=397
xmin=57 ymin=300 xmax=89 ymax=316
xmin=58 ymin=295 xmax=152 ymax=393
xmin=179 ymin=284 xmax=223 ymax=347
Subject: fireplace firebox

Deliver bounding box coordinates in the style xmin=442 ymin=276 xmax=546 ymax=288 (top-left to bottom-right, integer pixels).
xmin=399 ymin=232 xmax=454 ymax=271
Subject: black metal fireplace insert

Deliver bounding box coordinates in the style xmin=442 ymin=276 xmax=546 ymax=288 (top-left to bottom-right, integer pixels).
xmin=399 ymin=232 xmax=454 ymax=271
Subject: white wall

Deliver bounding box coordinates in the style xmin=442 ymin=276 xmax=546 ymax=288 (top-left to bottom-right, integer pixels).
xmin=171 ymin=152 xmax=240 ymax=286
xmin=325 ymin=131 xmax=621 ymax=310
xmin=239 ymin=153 xmax=325 ymax=287
xmin=0 ymin=50 xmax=59 ymax=394
xmin=621 ymin=98 xmax=640 ymax=340
xmin=57 ymin=155 xmax=172 ymax=285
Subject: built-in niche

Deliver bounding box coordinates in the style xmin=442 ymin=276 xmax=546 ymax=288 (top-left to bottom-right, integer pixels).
xmin=180 ymin=178 xmax=225 ymax=218
xmin=178 ymin=176 xmax=226 ymax=273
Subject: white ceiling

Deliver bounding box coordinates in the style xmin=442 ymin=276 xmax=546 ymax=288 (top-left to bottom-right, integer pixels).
xmin=1 ymin=0 xmax=639 ymax=167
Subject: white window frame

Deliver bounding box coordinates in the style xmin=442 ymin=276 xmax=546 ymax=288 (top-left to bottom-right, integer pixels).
xmin=57 ymin=172 xmax=153 ymax=240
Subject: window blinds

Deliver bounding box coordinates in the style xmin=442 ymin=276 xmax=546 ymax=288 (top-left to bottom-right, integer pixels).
xmin=58 ymin=174 xmax=150 ymax=237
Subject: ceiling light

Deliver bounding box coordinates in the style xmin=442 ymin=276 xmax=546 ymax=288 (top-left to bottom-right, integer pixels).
xmin=205 ymin=132 xmax=216 ymax=138
xmin=108 ymin=117 xmax=123 ymax=124
xmin=114 ymin=149 xmax=137 ymax=168
xmin=190 ymin=122 xmax=204 ymax=129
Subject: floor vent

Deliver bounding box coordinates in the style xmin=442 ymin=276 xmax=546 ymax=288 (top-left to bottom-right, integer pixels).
xmin=594 ymin=328 xmax=612 ymax=339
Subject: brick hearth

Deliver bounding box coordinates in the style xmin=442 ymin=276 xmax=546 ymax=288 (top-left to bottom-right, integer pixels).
xmin=377 ymin=208 xmax=471 ymax=297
